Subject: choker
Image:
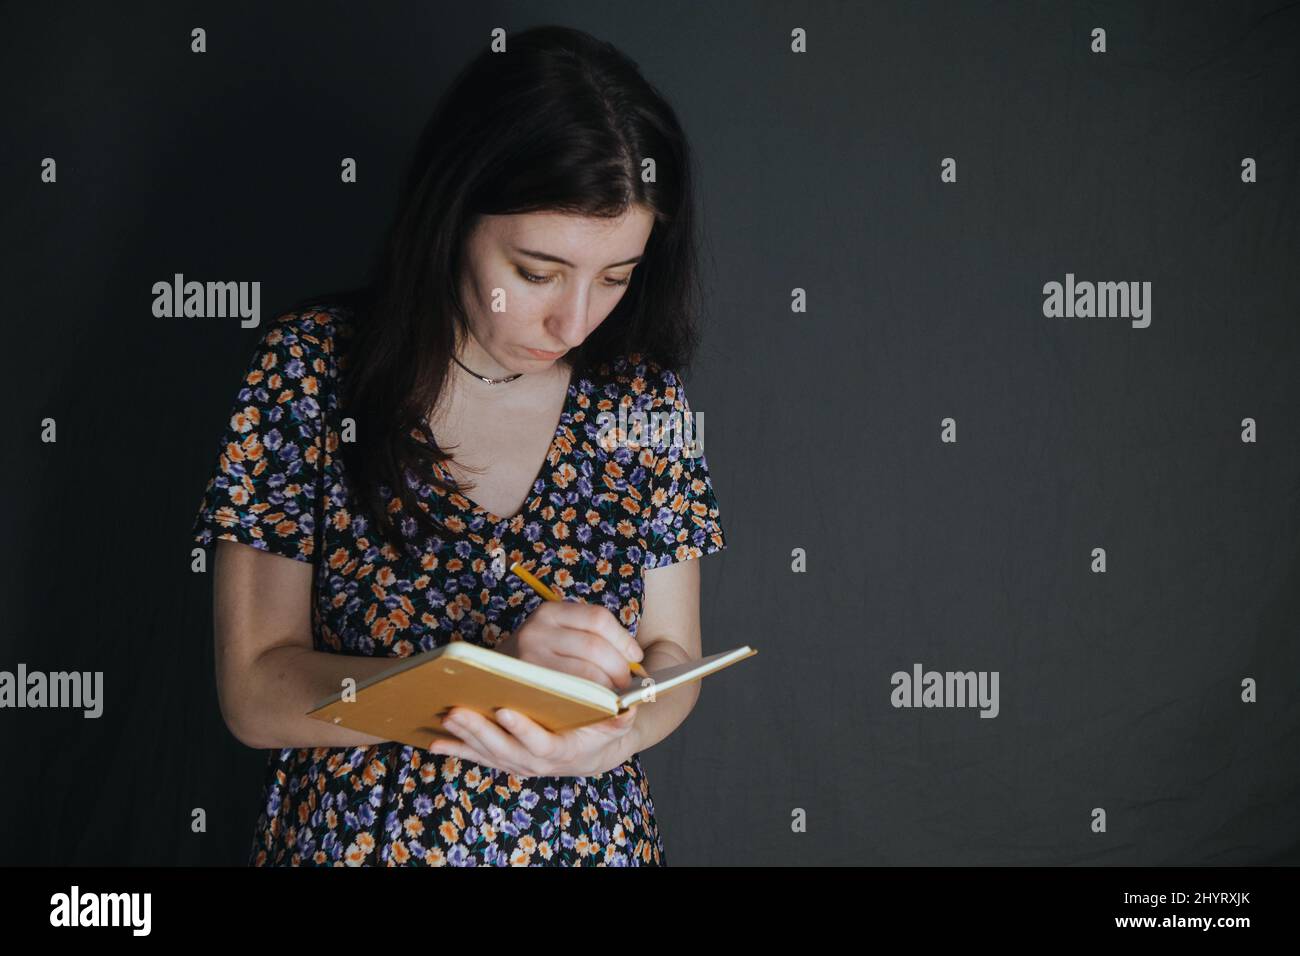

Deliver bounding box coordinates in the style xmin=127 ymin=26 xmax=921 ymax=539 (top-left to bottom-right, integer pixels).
xmin=451 ymin=353 xmax=523 ymax=385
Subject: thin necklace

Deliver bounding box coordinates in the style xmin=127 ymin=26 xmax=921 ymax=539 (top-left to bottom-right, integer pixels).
xmin=451 ymin=353 xmax=523 ymax=385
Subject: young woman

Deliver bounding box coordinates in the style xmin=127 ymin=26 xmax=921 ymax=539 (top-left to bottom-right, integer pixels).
xmin=190 ymin=25 xmax=726 ymax=866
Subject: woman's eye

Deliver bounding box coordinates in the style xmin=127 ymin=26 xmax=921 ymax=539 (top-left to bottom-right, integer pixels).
xmin=517 ymin=267 xmax=551 ymax=284
xmin=518 ymin=266 xmax=630 ymax=287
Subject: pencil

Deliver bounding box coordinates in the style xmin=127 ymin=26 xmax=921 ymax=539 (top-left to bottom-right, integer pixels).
xmin=509 ymin=561 xmax=651 ymax=679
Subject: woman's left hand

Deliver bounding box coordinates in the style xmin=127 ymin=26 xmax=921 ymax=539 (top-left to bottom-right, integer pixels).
xmin=427 ymin=704 xmax=640 ymax=777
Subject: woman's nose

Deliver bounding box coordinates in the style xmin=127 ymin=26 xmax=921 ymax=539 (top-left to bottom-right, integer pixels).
xmin=548 ymin=286 xmax=592 ymax=343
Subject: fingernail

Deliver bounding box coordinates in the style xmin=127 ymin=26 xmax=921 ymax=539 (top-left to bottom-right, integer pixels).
xmin=497 ymin=709 xmax=515 ymax=724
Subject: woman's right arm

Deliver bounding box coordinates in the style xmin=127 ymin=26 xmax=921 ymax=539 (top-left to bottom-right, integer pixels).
xmin=211 ymin=538 xmax=395 ymax=750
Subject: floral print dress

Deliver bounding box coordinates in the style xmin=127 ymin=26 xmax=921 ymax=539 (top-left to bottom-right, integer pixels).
xmin=190 ymin=304 xmax=726 ymax=866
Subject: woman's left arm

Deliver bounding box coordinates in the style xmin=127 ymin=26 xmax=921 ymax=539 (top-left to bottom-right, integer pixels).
xmin=618 ymin=557 xmax=705 ymax=760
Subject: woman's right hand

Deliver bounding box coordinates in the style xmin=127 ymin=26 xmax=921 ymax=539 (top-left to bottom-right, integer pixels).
xmin=493 ymin=600 xmax=645 ymax=691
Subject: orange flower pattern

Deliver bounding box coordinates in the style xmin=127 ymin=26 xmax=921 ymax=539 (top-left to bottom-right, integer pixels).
xmin=191 ymin=305 xmax=726 ymax=865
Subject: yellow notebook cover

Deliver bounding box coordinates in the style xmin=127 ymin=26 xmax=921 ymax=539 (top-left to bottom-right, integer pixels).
xmin=306 ymin=641 xmax=757 ymax=751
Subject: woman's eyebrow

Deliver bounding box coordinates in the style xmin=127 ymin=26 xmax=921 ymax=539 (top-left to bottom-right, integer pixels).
xmin=513 ymin=246 xmax=642 ymax=269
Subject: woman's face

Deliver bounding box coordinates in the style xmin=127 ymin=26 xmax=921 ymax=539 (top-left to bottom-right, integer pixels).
xmin=456 ymin=206 xmax=655 ymax=375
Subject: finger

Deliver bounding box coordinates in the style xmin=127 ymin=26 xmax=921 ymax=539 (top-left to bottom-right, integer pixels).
xmin=547 ymin=628 xmax=641 ymax=690
xmin=428 ymin=738 xmax=496 ymax=769
xmin=523 ymin=627 xmax=629 ymax=690
xmin=431 ymin=732 xmax=529 ymax=776
xmin=544 ymin=601 xmax=645 ymax=668
xmin=602 ymin=708 xmax=639 ymax=732
xmin=576 ymin=602 xmax=646 ymax=666
xmin=446 ymin=709 xmax=538 ymax=775
xmin=493 ymin=708 xmax=562 ymax=758
xmin=577 ymin=708 xmax=636 ymax=738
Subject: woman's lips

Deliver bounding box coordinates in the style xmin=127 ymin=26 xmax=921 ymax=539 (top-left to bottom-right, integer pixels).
xmin=525 ymin=347 xmax=567 ymax=359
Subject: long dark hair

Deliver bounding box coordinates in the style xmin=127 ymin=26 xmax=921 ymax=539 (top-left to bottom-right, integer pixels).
xmin=288 ymin=24 xmax=704 ymax=553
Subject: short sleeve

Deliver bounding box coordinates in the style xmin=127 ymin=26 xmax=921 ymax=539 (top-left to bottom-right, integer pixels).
xmin=638 ymin=367 xmax=727 ymax=570
xmin=190 ymin=312 xmax=332 ymax=564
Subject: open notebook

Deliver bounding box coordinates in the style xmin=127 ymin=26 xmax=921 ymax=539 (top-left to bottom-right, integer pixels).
xmin=307 ymin=640 xmax=757 ymax=751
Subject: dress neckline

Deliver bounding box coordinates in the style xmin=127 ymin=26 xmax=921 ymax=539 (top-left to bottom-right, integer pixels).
xmin=432 ymin=364 xmax=578 ymax=525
